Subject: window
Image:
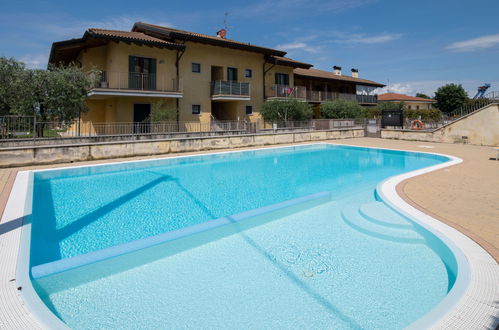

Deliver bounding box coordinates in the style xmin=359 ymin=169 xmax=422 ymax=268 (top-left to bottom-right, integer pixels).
xmin=245 ymin=105 xmax=253 ymax=115
xmin=192 ymin=104 xmax=201 ymax=114
xmin=408 ymin=105 xmax=412 ymax=110
xmin=192 ymin=63 xmax=201 ymax=73
xmin=416 ymin=105 xmax=420 ymax=110
xmin=129 ymin=56 xmax=156 ymax=90
xmin=227 ymin=67 xmax=238 ymax=81
xmin=245 ymin=69 xmax=252 ymax=78
xmin=275 ymin=73 xmax=289 ymax=86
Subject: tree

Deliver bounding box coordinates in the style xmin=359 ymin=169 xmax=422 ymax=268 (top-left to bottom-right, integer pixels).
xmin=320 ymin=100 xmax=363 ymax=119
xmin=416 ymin=93 xmax=431 ymax=99
xmin=0 ymin=57 xmax=26 ymax=115
xmin=0 ymin=57 xmax=96 ymax=122
xmin=148 ymin=100 xmax=176 ymax=122
xmin=434 ymin=84 xmax=468 ymax=113
xmin=377 ymin=101 xmax=406 ymax=111
xmin=260 ymin=99 xmax=312 ymax=121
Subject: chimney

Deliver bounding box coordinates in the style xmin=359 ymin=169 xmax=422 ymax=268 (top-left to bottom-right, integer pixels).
xmin=333 ymin=66 xmax=342 ymax=76
xmin=351 ymin=68 xmax=358 ymax=78
xmin=216 ymin=29 xmax=227 ymax=39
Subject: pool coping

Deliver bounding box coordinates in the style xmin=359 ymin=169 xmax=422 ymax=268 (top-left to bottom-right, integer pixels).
xmin=2 ymin=142 xmax=497 ymax=329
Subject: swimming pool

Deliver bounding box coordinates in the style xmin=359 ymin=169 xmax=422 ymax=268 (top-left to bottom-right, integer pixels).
xmin=21 ymin=144 xmax=468 ymax=328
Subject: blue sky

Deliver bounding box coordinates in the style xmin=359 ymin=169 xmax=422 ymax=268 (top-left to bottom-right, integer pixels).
xmin=1 ymin=0 xmax=498 ymax=96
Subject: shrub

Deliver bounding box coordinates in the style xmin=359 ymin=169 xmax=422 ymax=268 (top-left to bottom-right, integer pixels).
xmin=404 ymin=109 xmax=442 ymax=121
xmin=148 ymin=100 xmax=176 ymax=122
xmin=378 ymin=101 xmax=406 ymax=111
xmin=320 ymin=100 xmax=363 ymax=119
xmin=260 ymin=99 xmax=313 ymax=121
xmin=361 ymin=106 xmax=381 ymax=119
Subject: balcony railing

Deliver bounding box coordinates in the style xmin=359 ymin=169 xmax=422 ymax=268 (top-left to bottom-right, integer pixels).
xmin=211 ymin=80 xmax=250 ymax=97
xmin=305 ymin=91 xmax=361 ymax=103
xmin=266 ymin=85 xmax=307 ymax=99
xmin=92 ymin=71 xmax=182 ymax=92
xmin=356 ymin=94 xmax=378 ymax=104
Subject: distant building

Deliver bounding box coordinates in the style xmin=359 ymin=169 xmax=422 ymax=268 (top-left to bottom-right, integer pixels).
xmin=378 ymin=93 xmax=436 ymax=110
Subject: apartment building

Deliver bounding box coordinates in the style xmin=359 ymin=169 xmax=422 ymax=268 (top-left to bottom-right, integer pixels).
xmin=49 ymin=22 xmax=384 ymax=133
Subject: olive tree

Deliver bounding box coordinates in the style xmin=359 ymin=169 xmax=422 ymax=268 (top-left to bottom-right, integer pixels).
xmin=260 ymin=99 xmax=313 ymax=121
xmin=320 ymin=100 xmax=363 ymax=119
xmin=0 ymin=57 xmax=96 ymax=122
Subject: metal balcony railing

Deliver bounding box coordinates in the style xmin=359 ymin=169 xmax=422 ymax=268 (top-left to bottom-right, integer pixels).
xmin=92 ymin=71 xmax=182 ymax=92
xmin=211 ymin=80 xmax=250 ymax=97
xmin=266 ymin=85 xmax=307 ymax=99
xmin=305 ymin=91 xmax=364 ymax=103
xmin=356 ymin=94 xmax=378 ymax=104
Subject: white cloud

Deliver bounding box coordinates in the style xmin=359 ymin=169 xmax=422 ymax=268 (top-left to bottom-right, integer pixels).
xmin=19 ymin=53 xmax=49 ymax=69
xmin=376 ymin=80 xmax=499 ymax=97
xmin=32 ymin=15 xmax=174 ymax=40
xmin=446 ymin=33 xmax=499 ymax=52
xmin=334 ymin=32 xmax=403 ymax=44
xmin=275 ymin=41 xmax=322 ymax=54
xmin=276 ymin=42 xmax=307 ymax=50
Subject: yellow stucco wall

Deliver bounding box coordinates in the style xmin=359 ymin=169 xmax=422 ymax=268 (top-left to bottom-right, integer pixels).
xmin=77 ymin=40 xmax=334 ymax=129
xmin=177 ymin=41 xmax=265 ymax=123
xmin=380 ymin=100 xmax=434 ymax=110
xmin=382 ymin=104 xmax=499 ymax=146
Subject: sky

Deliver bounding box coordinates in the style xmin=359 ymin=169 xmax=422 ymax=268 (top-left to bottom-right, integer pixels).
xmin=1 ymin=0 xmax=498 ymax=97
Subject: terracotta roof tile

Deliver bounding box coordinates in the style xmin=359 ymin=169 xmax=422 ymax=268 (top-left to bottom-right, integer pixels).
xmin=378 ymin=93 xmax=436 ymax=102
xmin=266 ymin=56 xmax=313 ymax=69
xmin=133 ymin=22 xmax=286 ymax=56
xmin=293 ymin=68 xmax=385 ymax=87
xmin=87 ymin=28 xmax=184 ymax=49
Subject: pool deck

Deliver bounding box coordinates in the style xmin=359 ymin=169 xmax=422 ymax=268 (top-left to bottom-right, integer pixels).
xmin=0 ymin=137 xmax=498 ymax=328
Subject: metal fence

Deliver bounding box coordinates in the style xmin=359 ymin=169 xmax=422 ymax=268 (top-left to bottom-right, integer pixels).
xmin=0 ymin=116 xmax=367 ymax=142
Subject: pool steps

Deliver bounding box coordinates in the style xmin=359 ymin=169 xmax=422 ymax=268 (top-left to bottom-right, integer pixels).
xmin=341 ymin=202 xmax=426 ymax=244
xmin=31 ymin=191 xmax=332 ymax=286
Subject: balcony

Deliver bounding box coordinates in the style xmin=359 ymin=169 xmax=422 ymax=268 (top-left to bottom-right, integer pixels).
xmin=266 ymin=85 xmax=306 ymax=100
xmin=356 ymin=94 xmax=378 ymax=104
xmin=211 ymin=80 xmax=250 ymax=101
xmin=305 ymin=91 xmax=359 ymax=103
xmin=88 ymin=71 xmax=183 ymax=98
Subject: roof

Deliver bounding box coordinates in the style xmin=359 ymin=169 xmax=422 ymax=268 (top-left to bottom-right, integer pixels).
xmin=378 ymin=93 xmax=436 ymax=102
xmin=132 ymin=22 xmax=286 ymax=57
xmin=49 ymin=28 xmax=184 ymax=65
xmin=265 ymin=55 xmax=313 ymax=69
xmin=87 ymin=28 xmax=184 ymax=48
xmin=293 ymin=68 xmax=385 ymax=87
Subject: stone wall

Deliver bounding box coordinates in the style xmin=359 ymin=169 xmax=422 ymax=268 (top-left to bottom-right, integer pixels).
xmin=0 ymin=128 xmax=364 ymax=168
xmin=381 ymin=103 xmax=499 ymax=146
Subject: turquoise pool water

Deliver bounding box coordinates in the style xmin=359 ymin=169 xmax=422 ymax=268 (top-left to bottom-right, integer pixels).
xmin=30 ymin=144 xmax=456 ymax=328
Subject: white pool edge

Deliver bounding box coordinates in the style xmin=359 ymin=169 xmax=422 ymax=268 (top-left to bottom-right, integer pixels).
xmin=2 ymin=142 xmax=497 ymax=329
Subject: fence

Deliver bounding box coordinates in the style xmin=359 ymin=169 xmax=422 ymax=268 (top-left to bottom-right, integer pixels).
xmin=0 ymin=116 xmax=365 ymax=142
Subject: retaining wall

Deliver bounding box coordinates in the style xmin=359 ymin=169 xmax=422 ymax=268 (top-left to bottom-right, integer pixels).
xmin=0 ymin=128 xmax=364 ymax=168
xmin=382 ymin=104 xmax=499 ymax=146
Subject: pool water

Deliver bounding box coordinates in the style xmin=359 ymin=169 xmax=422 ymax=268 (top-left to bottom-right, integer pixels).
xmin=29 ymin=144 xmax=455 ymax=329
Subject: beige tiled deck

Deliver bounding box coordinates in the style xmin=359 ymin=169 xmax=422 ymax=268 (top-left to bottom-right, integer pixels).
xmin=0 ymin=138 xmax=497 ymax=328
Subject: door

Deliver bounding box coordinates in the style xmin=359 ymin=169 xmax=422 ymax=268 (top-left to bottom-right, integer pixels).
xmin=129 ymin=56 xmax=157 ymax=90
xmin=133 ymin=104 xmax=151 ymax=134
xmin=227 ymin=67 xmax=238 ymax=81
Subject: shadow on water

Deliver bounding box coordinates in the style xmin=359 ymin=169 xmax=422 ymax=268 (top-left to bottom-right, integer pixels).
xmin=55 ymin=170 xmax=217 ymax=242
xmin=226 ymin=214 xmax=361 ymax=329
xmin=36 ymin=169 xmax=360 ymax=327
xmin=55 ymin=175 xmax=172 ymax=241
